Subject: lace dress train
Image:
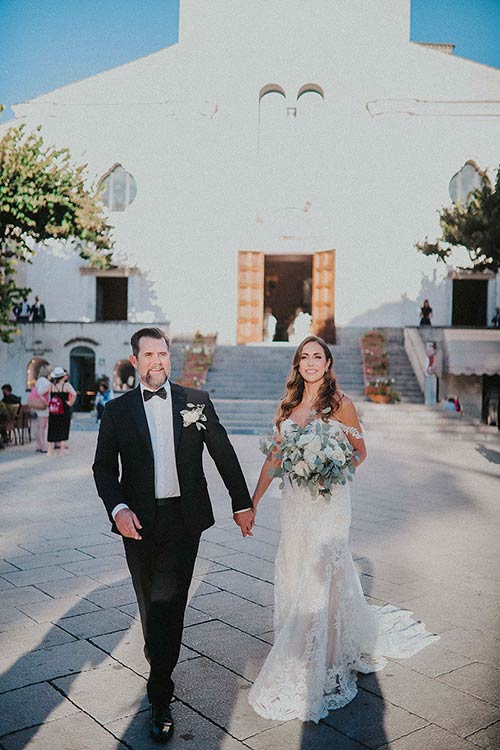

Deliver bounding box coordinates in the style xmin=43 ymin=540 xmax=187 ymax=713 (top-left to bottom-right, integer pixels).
xmin=249 ymin=420 xmax=438 ymax=723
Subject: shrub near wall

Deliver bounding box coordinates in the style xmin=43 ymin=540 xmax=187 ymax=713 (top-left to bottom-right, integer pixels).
xmin=177 ymin=332 xmax=217 ymax=389
xmin=360 ymin=330 xmax=400 ymax=403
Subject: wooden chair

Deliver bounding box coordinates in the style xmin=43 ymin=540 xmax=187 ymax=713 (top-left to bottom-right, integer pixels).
xmin=0 ymin=403 xmax=20 ymax=445
xmin=13 ymin=405 xmax=32 ymax=445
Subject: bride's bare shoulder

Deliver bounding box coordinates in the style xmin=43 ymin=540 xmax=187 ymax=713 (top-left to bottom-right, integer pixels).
xmin=335 ymin=392 xmax=351 ymax=409
xmin=334 ymin=394 xmax=358 ymax=420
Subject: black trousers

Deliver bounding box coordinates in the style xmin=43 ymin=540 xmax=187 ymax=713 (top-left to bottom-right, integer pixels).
xmin=123 ymin=499 xmax=200 ymax=705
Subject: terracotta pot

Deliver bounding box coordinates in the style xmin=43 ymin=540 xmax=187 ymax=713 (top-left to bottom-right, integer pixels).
xmin=367 ymin=394 xmax=391 ymax=404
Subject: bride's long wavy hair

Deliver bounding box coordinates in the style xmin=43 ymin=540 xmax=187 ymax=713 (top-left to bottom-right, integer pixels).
xmin=275 ymin=335 xmax=343 ymax=431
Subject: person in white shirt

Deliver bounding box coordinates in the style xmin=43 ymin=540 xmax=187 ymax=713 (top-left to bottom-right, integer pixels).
xmin=34 ymin=367 xmax=51 ymax=452
xmin=93 ymin=327 xmax=253 ymax=744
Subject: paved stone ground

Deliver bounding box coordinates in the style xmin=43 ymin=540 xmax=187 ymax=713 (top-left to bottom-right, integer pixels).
xmin=0 ymin=405 xmax=499 ymax=749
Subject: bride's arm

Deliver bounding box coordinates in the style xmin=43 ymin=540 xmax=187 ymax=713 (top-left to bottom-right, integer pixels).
xmin=336 ymin=397 xmax=367 ymax=467
xmin=252 ymin=445 xmax=282 ymax=510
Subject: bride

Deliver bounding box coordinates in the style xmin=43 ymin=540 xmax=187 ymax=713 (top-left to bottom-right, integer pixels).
xmin=248 ymin=336 xmax=438 ymax=723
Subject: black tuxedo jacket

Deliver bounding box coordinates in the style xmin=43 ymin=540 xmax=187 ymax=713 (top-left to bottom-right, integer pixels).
xmin=92 ymin=382 xmax=252 ymax=538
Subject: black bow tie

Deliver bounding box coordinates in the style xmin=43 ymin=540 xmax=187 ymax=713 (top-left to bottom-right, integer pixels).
xmin=143 ymin=386 xmax=167 ymax=402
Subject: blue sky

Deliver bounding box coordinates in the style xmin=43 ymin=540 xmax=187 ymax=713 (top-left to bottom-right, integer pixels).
xmin=1 ymin=0 xmax=500 ymax=123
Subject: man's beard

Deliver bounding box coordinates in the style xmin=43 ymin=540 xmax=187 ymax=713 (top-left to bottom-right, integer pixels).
xmin=145 ymin=368 xmax=168 ymax=389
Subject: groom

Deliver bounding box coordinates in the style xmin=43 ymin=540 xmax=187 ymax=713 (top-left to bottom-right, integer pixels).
xmin=93 ymin=327 xmax=253 ymax=743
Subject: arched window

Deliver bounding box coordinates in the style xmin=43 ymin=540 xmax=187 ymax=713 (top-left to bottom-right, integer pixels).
xmin=259 ymin=84 xmax=286 ymax=102
xmin=99 ymin=164 xmax=137 ymax=212
xmin=26 ymin=358 xmax=50 ymax=389
xmin=449 ymin=161 xmax=483 ymax=204
xmin=297 ymin=83 xmax=324 ymax=100
xmin=113 ymin=359 xmax=136 ymax=391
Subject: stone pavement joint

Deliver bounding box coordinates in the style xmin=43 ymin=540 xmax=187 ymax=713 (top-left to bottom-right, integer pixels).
xmin=0 ymin=404 xmax=499 ymax=749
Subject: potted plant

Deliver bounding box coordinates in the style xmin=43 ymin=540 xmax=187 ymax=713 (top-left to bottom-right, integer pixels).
xmin=360 ymin=330 xmax=400 ymax=403
xmin=177 ymin=331 xmax=217 ymax=388
xmin=365 ymin=378 xmax=400 ymax=404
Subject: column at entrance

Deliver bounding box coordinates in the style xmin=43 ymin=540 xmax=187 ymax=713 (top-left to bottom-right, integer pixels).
xmin=236 ymin=251 xmax=265 ymax=344
xmin=312 ymin=250 xmax=336 ymax=343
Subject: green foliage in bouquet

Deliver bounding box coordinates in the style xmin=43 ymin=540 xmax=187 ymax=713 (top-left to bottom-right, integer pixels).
xmin=261 ymin=408 xmax=359 ymax=499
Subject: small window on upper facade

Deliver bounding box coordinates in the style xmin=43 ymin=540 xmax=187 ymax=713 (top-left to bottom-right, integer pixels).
xmin=100 ymin=164 xmax=137 ymax=212
xmin=449 ymin=161 xmax=482 ymax=204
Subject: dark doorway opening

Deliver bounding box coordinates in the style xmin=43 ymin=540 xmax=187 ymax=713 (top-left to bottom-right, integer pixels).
xmin=70 ymin=346 xmax=96 ymax=411
xmin=96 ymin=277 xmax=128 ymax=321
xmin=452 ymin=279 xmax=488 ymax=326
xmin=482 ymin=374 xmax=500 ymax=426
xmin=264 ymin=255 xmax=312 ymax=341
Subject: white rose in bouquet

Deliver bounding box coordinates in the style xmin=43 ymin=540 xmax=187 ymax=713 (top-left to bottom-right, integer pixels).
xmin=260 ymin=412 xmax=360 ymax=499
xmin=331 ymin=447 xmax=347 ymax=465
xmin=323 ymin=445 xmax=335 ymax=460
xmin=294 ymin=460 xmax=311 ymax=477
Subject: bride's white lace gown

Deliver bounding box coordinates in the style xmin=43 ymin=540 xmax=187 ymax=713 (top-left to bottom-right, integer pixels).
xmin=249 ymin=418 xmax=438 ymax=723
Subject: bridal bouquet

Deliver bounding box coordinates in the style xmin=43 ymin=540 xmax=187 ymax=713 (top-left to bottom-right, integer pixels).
xmin=261 ymin=410 xmax=359 ymax=498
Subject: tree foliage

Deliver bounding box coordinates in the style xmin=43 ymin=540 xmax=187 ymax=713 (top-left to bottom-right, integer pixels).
xmin=416 ymin=165 xmax=500 ymax=274
xmin=0 ymin=124 xmax=113 ymax=342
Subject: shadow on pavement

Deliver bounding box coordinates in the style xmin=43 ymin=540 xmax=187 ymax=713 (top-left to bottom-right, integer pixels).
xmin=476 ymin=443 xmax=500 ymax=464
xmin=0 ymin=579 xmax=135 ymax=748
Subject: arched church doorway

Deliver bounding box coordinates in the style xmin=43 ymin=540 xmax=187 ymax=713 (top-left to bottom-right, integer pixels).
xmin=26 ymin=358 xmax=50 ymax=390
xmin=237 ymin=250 xmax=336 ymax=344
xmin=69 ymin=346 xmax=96 ymax=411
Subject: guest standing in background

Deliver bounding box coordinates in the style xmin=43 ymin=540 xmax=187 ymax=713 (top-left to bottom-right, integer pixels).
xmin=34 ymin=367 xmax=51 ymax=453
xmin=47 ymin=367 xmax=76 ymax=456
xmin=419 ymin=299 xmax=433 ymax=326
xmin=30 ymin=296 xmax=46 ymax=323
xmin=95 ymin=381 xmax=113 ymax=422
xmin=13 ymin=297 xmax=31 ymax=323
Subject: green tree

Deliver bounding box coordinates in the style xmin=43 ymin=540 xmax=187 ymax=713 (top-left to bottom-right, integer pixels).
xmin=416 ymin=165 xmax=500 ymax=274
xmin=0 ymin=124 xmax=113 ymax=342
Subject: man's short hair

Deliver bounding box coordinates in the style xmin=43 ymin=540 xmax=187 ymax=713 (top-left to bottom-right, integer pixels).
xmin=130 ymin=328 xmax=171 ymax=358
xmin=1 ymin=384 xmax=12 ymax=392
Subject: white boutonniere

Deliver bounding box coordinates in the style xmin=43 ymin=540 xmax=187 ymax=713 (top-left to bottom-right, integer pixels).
xmin=180 ymin=403 xmax=207 ymax=430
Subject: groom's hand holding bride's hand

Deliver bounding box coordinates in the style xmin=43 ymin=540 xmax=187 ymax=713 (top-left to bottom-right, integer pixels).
xmin=233 ymin=509 xmax=255 ymax=537
xmin=115 ymin=508 xmax=143 ymax=540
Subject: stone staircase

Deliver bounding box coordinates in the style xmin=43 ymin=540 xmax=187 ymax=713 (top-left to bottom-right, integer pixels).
xmin=383 ymin=330 xmax=424 ymax=404
xmin=204 ymin=333 xmax=366 ymax=434
xmin=171 ymin=329 xmax=426 ymax=433
xmin=169 ymin=341 xmax=187 ymax=383
xmin=359 ymin=401 xmax=499 ymax=440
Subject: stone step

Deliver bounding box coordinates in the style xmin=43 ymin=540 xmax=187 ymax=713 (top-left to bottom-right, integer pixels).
xmin=206 ymin=341 xmax=364 ymax=403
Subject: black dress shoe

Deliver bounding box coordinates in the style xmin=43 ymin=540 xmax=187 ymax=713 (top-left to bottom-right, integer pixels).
xmin=149 ymin=703 xmax=174 ymax=744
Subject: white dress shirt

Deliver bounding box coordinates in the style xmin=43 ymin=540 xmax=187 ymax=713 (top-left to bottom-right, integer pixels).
xmin=111 ymin=380 xmax=180 ymax=519
xmin=111 ymin=381 xmax=251 ymax=520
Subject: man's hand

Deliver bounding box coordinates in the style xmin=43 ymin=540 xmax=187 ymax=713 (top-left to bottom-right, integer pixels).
xmin=115 ymin=508 xmax=142 ymax=540
xmin=233 ymin=509 xmax=254 ymax=538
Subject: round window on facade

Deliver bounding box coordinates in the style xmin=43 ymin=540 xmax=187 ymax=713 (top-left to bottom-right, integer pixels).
xmin=99 ymin=164 xmax=137 ymax=212
xmin=449 ymin=162 xmax=483 ymax=204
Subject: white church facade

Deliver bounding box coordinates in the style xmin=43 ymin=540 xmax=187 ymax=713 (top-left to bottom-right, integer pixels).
xmin=2 ymin=0 xmax=500 ymax=404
